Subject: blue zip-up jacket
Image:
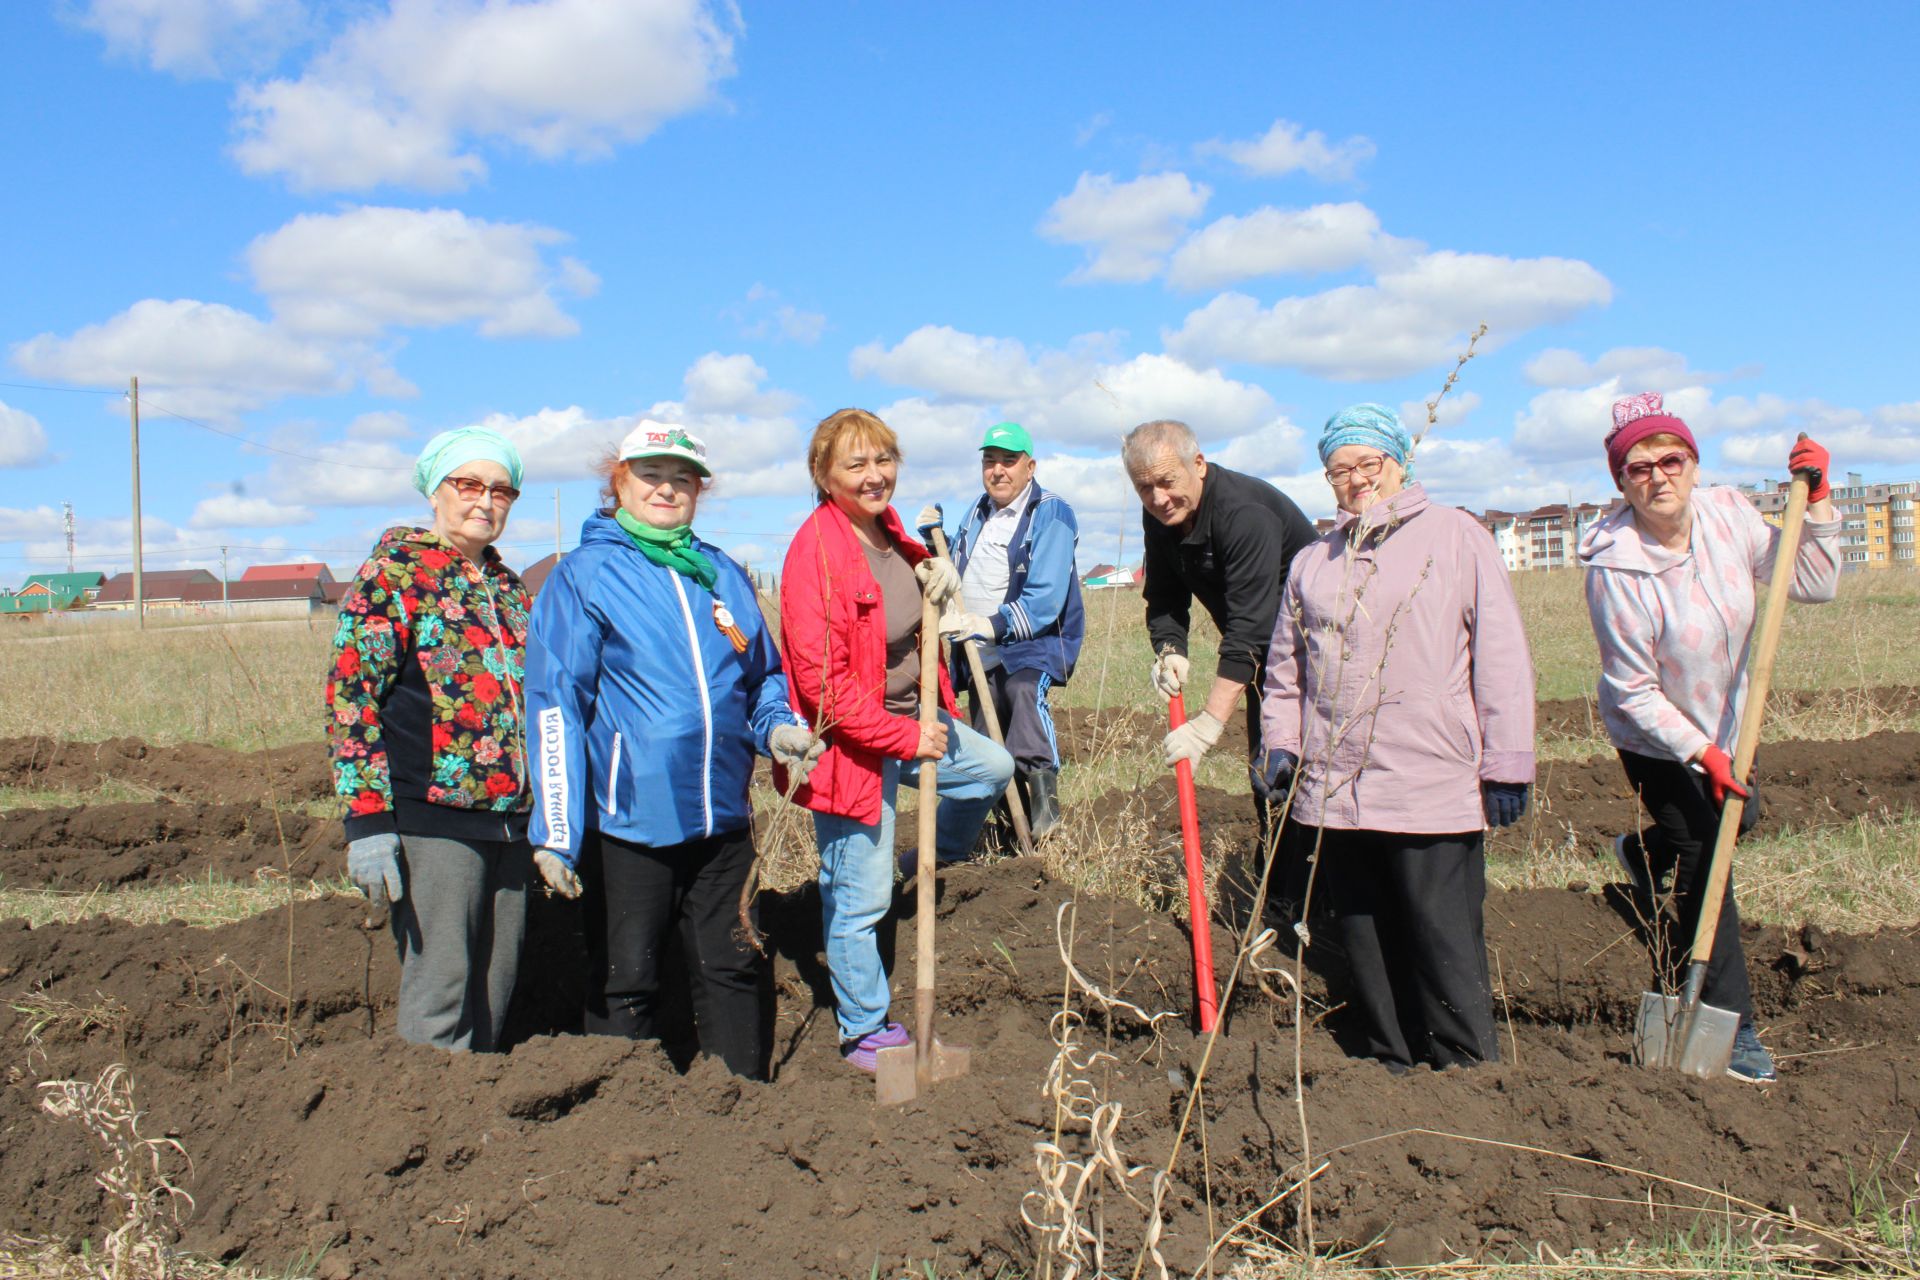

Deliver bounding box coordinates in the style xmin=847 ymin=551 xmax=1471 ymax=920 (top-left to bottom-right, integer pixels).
xmin=524 ymin=512 xmax=800 ymax=862
xmin=948 ymin=481 xmax=1086 ymax=686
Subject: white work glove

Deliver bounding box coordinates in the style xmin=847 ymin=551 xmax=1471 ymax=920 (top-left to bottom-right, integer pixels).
xmin=1150 ymin=652 xmax=1190 ymax=698
xmin=533 ymin=848 xmax=582 ymax=899
xmin=938 ymin=611 xmax=995 ymax=644
xmin=1163 ymin=711 xmax=1225 ymax=767
xmin=914 ymin=556 xmax=961 ymax=606
xmin=915 ymin=502 xmax=944 ymax=537
xmin=768 ymin=723 xmax=826 ymax=788
xmin=347 ymin=833 xmax=404 ymax=907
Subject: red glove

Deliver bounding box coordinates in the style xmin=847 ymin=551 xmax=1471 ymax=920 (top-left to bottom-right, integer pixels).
xmin=1788 ymin=436 xmax=1830 ymax=503
xmin=1695 ymin=745 xmax=1751 ymax=808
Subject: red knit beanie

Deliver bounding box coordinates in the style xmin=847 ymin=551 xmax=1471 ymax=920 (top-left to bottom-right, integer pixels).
xmin=1605 ymin=392 xmax=1698 ymax=484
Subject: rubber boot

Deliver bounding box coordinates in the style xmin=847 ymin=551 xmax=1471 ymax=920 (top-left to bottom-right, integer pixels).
xmin=1024 ymin=766 xmax=1062 ymax=839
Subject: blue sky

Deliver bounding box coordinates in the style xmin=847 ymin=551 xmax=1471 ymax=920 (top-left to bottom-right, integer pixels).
xmin=3 ymin=1 xmax=1917 ymax=583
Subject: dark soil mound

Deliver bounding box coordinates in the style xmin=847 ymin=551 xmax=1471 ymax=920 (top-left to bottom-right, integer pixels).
xmin=1538 ymin=685 xmax=1920 ymax=742
xmin=0 ymin=802 xmax=334 ymax=887
xmin=1 ymin=862 xmax=1915 ymax=1277
xmin=0 ymin=737 xmax=332 ymax=806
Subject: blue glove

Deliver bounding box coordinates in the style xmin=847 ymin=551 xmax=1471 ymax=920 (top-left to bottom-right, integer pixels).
xmin=1482 ymin=781 xmax=1529 ymax=829
xmin=1251 ymin=749 xmax=1298 ymax=803
xmin=347 ymin=833 xmax=404 ymax=906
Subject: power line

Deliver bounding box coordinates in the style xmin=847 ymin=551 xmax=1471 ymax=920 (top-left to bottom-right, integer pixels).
xmin=0 ymin=379 xmax=123 ymax=396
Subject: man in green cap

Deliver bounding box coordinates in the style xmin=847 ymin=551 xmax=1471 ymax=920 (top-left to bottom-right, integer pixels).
xmin=918 ymin=423 xmax=1084 ymax=838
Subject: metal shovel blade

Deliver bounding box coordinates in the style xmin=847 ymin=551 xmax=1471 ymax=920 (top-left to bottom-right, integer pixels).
xmin=873 ymin=1036 xmax=971 ymax=1106
xmin=1634 ymin=990 xmax=1739 ymax=1078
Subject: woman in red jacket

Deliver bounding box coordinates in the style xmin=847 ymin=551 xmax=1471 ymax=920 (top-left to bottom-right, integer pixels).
xmin=779 ymin=408 xmax=1015 ymax=1071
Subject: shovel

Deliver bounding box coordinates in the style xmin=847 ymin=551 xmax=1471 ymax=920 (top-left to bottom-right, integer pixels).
xmin=1634 ymin=449 xmax=1814 ymax=1077
xmin=1168 ymin=691 xmax=1220 ymax=1034
xmin=875 ymin=593 xmax=973 ymax=1104
xmin=925 ymin=525 xmax=1035 ymax=856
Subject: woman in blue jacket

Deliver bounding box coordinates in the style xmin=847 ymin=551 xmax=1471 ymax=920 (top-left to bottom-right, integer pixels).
xmin=524 ymin=422 xmax=822 ymax=1080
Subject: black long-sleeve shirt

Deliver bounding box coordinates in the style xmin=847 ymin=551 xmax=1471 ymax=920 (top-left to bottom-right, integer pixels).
xmin=1142 ymin=463 xmax=1319 ymax=686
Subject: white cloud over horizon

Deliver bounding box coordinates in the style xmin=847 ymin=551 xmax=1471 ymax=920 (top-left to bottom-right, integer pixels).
xmin=1166 ymin=202 xmax=1418 ymax=291
xmin=73 ymin=0 xmax=310 ymax=78
xmin=1037 ymin=171 xmax=1212 ymax=284
xmin=1197 ymin=118 xmax=1377 ymax=181
xmin=0 ymin=401 xmax=52 ymax=468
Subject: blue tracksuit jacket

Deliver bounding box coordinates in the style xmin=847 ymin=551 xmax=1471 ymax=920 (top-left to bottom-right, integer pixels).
xmin=948 ymin=481 xmax=1086 ymax=686
xmin=524 ymin=512 xmax=799 ymax=862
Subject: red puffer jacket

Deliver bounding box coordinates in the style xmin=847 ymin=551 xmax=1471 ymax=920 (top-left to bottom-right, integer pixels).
xmin=777 ymin=500 xmax=957 ymax=823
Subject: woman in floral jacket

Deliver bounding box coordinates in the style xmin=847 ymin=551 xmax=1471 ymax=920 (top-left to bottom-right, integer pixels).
xmin=325 ymin=427 xmax=534 ymax=1051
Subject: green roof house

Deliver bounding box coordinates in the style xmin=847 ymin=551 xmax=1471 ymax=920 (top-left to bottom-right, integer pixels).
xmin=0 ymin=571 xmax=104 ymax=616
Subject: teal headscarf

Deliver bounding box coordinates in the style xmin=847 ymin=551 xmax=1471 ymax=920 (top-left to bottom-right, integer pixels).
xmin=413 ymin=427 xmax=525 ymax=497
xmin=1319 ymin=403 xmax=1414 ymax=479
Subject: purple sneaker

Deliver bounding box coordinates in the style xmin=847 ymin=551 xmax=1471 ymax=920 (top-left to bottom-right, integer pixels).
xmin=842 ymin=1022 xmax=911 ymax=1073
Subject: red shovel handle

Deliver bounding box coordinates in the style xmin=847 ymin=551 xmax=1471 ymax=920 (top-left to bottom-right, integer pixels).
xmin=1169 ymin=695 xmax=1220 ymax=1033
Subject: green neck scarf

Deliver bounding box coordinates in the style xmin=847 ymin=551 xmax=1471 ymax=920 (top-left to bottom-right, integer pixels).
xmin=615 ymin=508 xmax=717 ymax=590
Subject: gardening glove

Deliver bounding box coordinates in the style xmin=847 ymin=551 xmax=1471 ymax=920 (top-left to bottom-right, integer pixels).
xmin=1788 ymin=435 xmax=1831 ymax=502
xmin=1693 ymin=745 xmax=1750 ymax=808
xmin=1481 ymin=781 xmax=1530 ymax=829
xmin=1251 ymin=748 xmax=1298 ymax=803
xmin=913 ymin=556 xmax=961 ymax=606
xmin=768 ymin=724 xmax=826 ymax=789
xmin=1150 ymin=651 xmax=1190 ymax=698
xmin=938 ymin=611 xmax=995 ymax=644
xmin=1163 ymin=710 xmax=1224 ymax=767
xmin=533 ymin=848 xmax=582 ymax=899
xmin=915 ymin=502 xmax=944 ymax=539
xmin=347 ymin=833 xmax=404 ymax=908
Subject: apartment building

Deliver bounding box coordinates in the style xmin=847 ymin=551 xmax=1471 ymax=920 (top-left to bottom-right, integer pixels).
xmin=1480 ymin=501 xmax=1612 ymax=572
xmin=1747 ymin=472 xmax=1917 ymax=570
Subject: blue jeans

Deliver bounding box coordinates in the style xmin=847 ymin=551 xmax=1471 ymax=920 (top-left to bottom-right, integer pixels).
xmin=813 ymin=712 xmax=1013 ymax=1042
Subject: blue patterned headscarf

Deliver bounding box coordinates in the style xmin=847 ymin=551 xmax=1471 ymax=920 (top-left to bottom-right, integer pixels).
xmin=412 ymin=427 xmax=524 ymax=497
xmin=1318 ymin=403 xmax=1413 ymax=479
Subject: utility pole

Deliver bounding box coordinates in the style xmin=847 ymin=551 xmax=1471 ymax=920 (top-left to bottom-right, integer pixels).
xmin=62 ymin=503 xmax=74 ymax=574
xmin=221 ymin=546 xmax=231 ymax=618
xmin=553 ymin=488 xmax=563 ymax=560
xmin=129 ymin=376 xmax=145 ymax=629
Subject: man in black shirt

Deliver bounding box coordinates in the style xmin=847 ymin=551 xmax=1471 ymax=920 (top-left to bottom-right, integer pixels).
xmin=1125 ymin=418 xmax=1319 ymax=909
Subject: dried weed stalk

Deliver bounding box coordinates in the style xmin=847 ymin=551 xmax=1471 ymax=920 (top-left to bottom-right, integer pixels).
xmin=37 ymin=1065 xmax=195 ymax=1280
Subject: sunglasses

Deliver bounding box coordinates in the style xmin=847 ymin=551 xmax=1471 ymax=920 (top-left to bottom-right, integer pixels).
xmin=1324 ymin=454 xmax=1388 ymax=486
xmin=1620 ymin=451 xmax=1692 ymax=485
xmin=442 ymin=476 xmax=521 ymax=505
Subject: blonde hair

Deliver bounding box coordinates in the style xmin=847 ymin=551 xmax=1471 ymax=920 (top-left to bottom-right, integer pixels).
xmin=593 ymin=448 xmax=712 ymax=506
xmin=1633 ymin=431 xmax=1693 ymax=456
xmin=807 ymin=408 xmax=901 ymax=501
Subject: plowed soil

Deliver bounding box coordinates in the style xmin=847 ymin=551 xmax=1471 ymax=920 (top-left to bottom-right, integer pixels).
xmin=0 ymin=803 xmax=333 ymax=887
xmin=2 ymin=864 xmax=1916 ymax=1277
xmin=0 ymin=736 xmax=330 ymax=805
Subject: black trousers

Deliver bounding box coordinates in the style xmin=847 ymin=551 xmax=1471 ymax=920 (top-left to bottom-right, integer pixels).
xmin=1323 ymin=828 xmax=1498 ymax=1071
xmin=966 ymin=664 xmax=1060 ymax=772
xmin=1617 ymin=749 xmax=1756 ymax=1024
xmin=582 ymin=826 xmax=769 ymax=1079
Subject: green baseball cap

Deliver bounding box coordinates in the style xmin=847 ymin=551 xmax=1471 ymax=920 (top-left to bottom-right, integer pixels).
xmin=980 ymin=421 xmax=1033 ymax=455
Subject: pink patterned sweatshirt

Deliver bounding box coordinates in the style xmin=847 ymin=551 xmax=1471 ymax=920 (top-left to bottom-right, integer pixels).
xmin=1577 ymin=486 xmax=1841 ymax=764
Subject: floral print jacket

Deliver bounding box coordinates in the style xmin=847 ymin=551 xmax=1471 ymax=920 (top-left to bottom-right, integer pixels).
xmin=325 ymin=526 xmax=532 ymax=841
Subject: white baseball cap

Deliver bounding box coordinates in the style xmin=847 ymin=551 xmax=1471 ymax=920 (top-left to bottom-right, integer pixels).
xmin=617 ymin=419 xmax=710 ymax=477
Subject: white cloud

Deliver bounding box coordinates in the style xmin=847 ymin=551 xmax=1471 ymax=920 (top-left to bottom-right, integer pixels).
xmin=10 ymin=299 xmax=370 ymax=419
xmin=723 ymin=284 xmax=826 ymax=345
xmin=231 ymin=0 xmax=739 ymax=192
xmin=0 ymin=401 xmax=51 ymax=468
xmin=1166 ymin=202 xmax=1416 ymax=290
xmin=1714 ymin=399 xmax=1920 ymax=471
xmin=681 ymin=353 xmax=799 ymax=417
xmin=0 ymin=506 xmax=65 ymax=542
xmin=247 ymin=206 xmax=597 ymax=339
xmin=1030 ymin=354 xmax=1275 ymax=445
xmin=1166 ymin=250 xmax=1613 ymax=380
xmin=1198 ymin=119 xmax=1376 ymax=181
xmin=264 ymin=437 xmax=418 ymax=508
xmin=1037 ymin=171 xmax=1211 ymax=284
xmin=851 ymin=326 xmax=1083 ymax=402
xmin=346 ymin=410 xmax=411 ymax=441
xmin=74 ymin=0 xmax=309 ymax=78
xmin=188 ymin=493 xmax=315 ymax=528
xmin=1205 ymin=418 xmax=1308 ymax=480
xmin=1396 ymin=389 xmax=1482 ymax=432
xmin=1523 ymin=345 xmax=1714 ymax=391
xmin=1512 ymin=380 xmax=1714 ymax=464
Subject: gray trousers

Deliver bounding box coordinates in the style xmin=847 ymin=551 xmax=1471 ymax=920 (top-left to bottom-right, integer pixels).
xmin=966 ymin=664 xmax=1060 ymax=772
xmin=390 ymin=833 xmax=529 ymax=1052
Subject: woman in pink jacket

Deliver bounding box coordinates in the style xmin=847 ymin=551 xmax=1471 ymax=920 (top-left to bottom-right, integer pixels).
xmin=1578 ymin=393 xmax=1838 ymax=1084
xmin=1259 ymin=404 xmax=1536 ymax=1072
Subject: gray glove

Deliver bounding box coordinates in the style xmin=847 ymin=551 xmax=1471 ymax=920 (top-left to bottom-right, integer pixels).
xmin=533 ymin=848 xmax=582 ymax=899
xmin=913 ymin=556 xmax=961 ymax=606
xmin=915 ymin=502 xmax=944 ymax=538
xmin=348 ymin=833 xmax=404 ymax=907
xmin=1150 ymin=652 xmax=1190 ymax=698
xmin=769 ymin=724 xmax=826 ymax=788
xmin=1163 ymin=710 xmax=1224 ymax=766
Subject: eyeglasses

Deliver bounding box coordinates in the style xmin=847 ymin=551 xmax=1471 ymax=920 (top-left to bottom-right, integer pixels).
xmin=1324 ymin=454 xmax=1388 ymax=486
xmin=1620 ymin=451 xmax=1692 ymax=485
xmin=442 ymin=476 xmax=521 ymax=505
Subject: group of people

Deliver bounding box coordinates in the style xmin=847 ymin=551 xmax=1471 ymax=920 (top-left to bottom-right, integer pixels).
xmin=326 ymin=390 xmax=1838 ymax=1088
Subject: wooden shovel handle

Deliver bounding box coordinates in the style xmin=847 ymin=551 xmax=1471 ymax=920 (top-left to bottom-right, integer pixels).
xmin=1688 ymin=440 xmax=1814 ymax=970
xmin=915 ymin=590 xmax=940 ymax=1074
